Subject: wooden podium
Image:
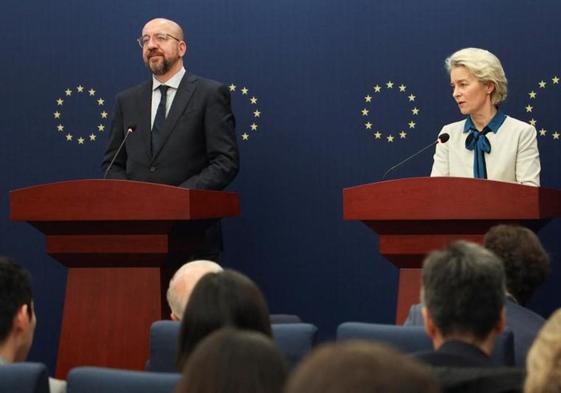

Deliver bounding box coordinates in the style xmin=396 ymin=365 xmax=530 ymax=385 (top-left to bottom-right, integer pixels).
xmin=9 ymin=179 xmax=240 ymax=378
xmin=343 ymin=177 xmax=561 ymax=324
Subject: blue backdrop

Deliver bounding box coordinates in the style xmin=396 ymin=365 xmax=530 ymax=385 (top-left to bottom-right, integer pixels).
xmin=1 ymin=0 xmax=560 ymax=374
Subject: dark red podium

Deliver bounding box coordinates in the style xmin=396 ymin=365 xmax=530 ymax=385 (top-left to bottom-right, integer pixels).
xmin=343 ymin=177 xmax=561 ymax=324
xmin=9 ymin=179 xmax=240 ymax=378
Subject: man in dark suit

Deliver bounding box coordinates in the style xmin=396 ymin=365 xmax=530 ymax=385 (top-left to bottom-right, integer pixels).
xmin=405 ymin=225 xmax=549 ymax=367
xmin=102 ymin=18 xmax=239 ymax=260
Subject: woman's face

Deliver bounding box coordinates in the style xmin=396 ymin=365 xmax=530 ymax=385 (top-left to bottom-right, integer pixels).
xmin=450 ymin=66 xmax=494 ymax=117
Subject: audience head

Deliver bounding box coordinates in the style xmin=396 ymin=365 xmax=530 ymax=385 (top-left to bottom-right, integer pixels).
xmin=484 ymin=224 xmax=550 ymax=305
xmin=175 ymin=328 xmax=287 ymax=393
xmin=0 ymin=256 xmax=36 ymax=363
xmin=524 ymin=308 xmax=561 ymax=393
xmin=445 ymin=47 xmax=507 ymax=106
xmin=284 ymin=341 xmax=439 ymax=393
xmin=167 ymin=260 xmax=223 ymax=320
xmin=421 ymin=241 xmax=506 ymax=352
xmin=177 ymin=269 xmax=271 ymax=369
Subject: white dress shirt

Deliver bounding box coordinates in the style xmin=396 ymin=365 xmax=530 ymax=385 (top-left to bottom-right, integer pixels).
xmin=150 ymin=67 xmax=186 ymax=129
xmin=431 ymin=116 xmax=541 ymax=186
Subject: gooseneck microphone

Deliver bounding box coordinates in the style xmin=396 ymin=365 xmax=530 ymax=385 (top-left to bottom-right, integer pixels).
xmin=382 ymin=133 xmax=450 ymax=180
xmin=103 ymin=124 xmax=136 ymax=179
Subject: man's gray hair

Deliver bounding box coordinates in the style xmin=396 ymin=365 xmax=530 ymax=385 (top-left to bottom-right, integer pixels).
xmin=421 ymin=240 xmax=506 ymax=340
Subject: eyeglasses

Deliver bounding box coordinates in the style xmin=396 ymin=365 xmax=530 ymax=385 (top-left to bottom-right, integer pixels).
xmin=137 ymin=33 xmax=181 ymax=48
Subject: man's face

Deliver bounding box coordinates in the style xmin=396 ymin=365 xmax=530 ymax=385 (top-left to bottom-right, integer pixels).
xmin=140 ymin=19 xmax=186 ymax=76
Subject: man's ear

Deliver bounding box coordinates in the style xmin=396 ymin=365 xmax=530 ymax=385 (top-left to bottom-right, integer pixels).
xmin=13 ymin=305 xmax=30 ymax=332
xmin=495 ymin=306 xmax=506 ymax=334
xmin=422 ymin=306 xmax=437 ymax=338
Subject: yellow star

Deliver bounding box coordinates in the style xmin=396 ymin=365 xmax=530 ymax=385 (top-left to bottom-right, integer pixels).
xmin=78 ymin=137 xmax=85 ymax=144
xmin=373 ymin=131 xmax=382 ymax=139
xmin=408 ymin=121 xmax=416 ymax=129
xmin=250 ymin=96 xmax=258 ymax=104
xmin=386 ymin=81 xmax=394 ymax=89
xmin=412 ymin=107 xmax=420 ymax=115
xmin=77 ymin=85 xmax=85 ymax=93
xmin=361 ymin=108 xmax=369 ymax=116
xmin=88 ymin=88 xmax=96 ymax=96
xmin=529 ymin=119 xmax=537 ymax=126
xmin=56 ymin=98 xmax=64 ymax=106
xmin=253 ymin=110 xmax=261 ymax=118
xmin=365 ymin=122 xmax=373 ymax=129
xmin=89 ymin=134 xmax=97 ymax=141
xmin=525 ymin=105 xmax=533 ymax=113
xmin=241 ymin=87 xmax=248 ymax=95
xmin=57 ymin=124 xmax=64 ymax=132
xmin=408 ymin=94 xmax=416 ymax=102
xmin=553 ymin=131 xmax=560 ymax=140
xmin=373 ymin=85 xmax=382 ymax=93
xmin=65 ymin=134 xmax=73 ymax=141
xmin=528 ymin=91 xmax=537 ymax=99
xmin=241 ymin=133 xmax=249 ymax=140
xmin=539 ymin=128 xmax=547 ymax=136
xmin=53 ymin=111 xmax=61 ymax=119
xmin=65 ymin=89 xmax=72 ymax=96
xmin=399 ymin=84 xmax=406 ymax=92
xmin=553 ymin=76 xmax=560 ymax=84
xmin=387 ymin=134 xmax=395 ymax=142
xmin=97 ymin=124 xmax=105 ymax=132
xmin=228 ymin=84 xmax=236 ymax=92
xmin=250 ymin=123 xmax=258 ymax=131
xmin=97 ymin=98 xmax=105 ymax=105
xmin=101 ymin=111 xmax=108 ymax=119
xmin=364 ymin=95 xmax=372 ymax=103
xmin=399 ymin=130 xmax=407 ymax=139
xmin=538 ymin=80 xmax=546 ymax=88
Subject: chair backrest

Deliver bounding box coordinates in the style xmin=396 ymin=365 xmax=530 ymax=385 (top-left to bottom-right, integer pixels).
xmin=0 ymin=362 xmax=50 ymax=393
xmin=271 ymin=323 xmax=318 ymax=368
xmin=270 ymin=314 xmax=302 ymax=324
xmin=146 ymin=320 xmax=318 ymax=372
xmin=336 ymin=323 xmax=515 ymax=366
xmin=67 ymin=367 xmax=180 ymax=393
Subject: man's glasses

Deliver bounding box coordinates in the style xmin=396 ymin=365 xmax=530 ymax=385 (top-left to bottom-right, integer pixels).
xmin=137 ymin=33 xmax=180 ymax=48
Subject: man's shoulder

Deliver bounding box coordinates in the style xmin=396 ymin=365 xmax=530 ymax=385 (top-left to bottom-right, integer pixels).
xmin=505 ymin=301 xmax=545 ymax=329
xmin=116 ymin=80 xmax=151 ymax=99
xmin=186 ymin=73 xmax=226 ymax=92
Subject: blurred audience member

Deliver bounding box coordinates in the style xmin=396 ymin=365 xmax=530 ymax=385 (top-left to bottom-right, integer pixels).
xmin=175 ymin=328 xmax=287 ymax=393
xmin=167 ymin=260 xmax=223 ymax=320
xmin=524 ymin=308 xmax=561 ymax=393
xmin=176 ymin=269 xmax=271 ymax=370
xmin=284 ymin=340 xmax=439 ymax=393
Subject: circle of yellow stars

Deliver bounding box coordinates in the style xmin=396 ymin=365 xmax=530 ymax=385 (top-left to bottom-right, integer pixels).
xmin=361 ymin=81 xmax=420 ymax=143
xmin=228 ymin=83 xmax=261 ymax=142
xmin=53 ymin=84 xmax=108 ymax=145
xmin=524 ymin=76 xmax=561 ymax=141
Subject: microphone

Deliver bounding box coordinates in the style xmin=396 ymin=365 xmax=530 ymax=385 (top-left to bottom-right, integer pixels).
xmin=382 ymin=133 xmax=450 ymax=180
xmin=103 ymin=124 xmax=136 ymax=179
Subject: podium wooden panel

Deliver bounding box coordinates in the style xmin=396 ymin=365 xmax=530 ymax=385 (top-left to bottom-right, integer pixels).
xmin=343 ymin=177 xmax=561 ymax=324
xmin=10 ymin=179 xmax=240 ymax=378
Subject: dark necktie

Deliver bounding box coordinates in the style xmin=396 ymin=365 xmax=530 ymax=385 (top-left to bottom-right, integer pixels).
xmin=151 ymin=85 xmax=169 ymax=156
xmin=465 ymin=127 xmax=492 ymax=179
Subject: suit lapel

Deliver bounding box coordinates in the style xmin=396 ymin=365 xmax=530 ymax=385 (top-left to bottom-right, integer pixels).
xmin=136 ymin=81 xmax=153 ymax=160
xmin=152 ymin=72 xmax=199 ymax=160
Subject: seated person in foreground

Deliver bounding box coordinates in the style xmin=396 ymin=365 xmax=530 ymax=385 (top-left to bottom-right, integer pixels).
xmin=524 ymin=308 xmax=561 ymax=393
xmin=414 ymin=241 xmax=524 ymax=392
xmin=405 ymin=224 xmax=550 ymax=367
xmin=284 ymin=340 xmax=439 ymax=393
xmin=431 ymin=47 xmax=540 ymax=186
xmin=176 ymin=269 xmax=272 ymax=370
xmin=174 ymin=328 xmax=287 ymax=393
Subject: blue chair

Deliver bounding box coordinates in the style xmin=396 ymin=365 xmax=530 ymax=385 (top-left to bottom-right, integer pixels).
xmin=146 ymin=320 xmax=318 ymax=372
xmin=270 ymin=314 xmax=302 ymax=324
xmin=67 ymin=367 xmax=180 ymax=393
xmin=336 ymin=322 xmax=515 ymax=366
xmin=0 ymin=362 xmax=49 ymax=393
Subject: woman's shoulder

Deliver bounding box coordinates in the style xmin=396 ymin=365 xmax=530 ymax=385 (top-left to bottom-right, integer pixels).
xmin=501 ymin=115 xmax=537 ymax=135
xmin=441 ymin=119 xmax=467 ymax=134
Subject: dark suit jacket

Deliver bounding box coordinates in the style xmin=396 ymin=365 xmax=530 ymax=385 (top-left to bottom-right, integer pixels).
xmin=404 ymin=299 xmax=544 ymax=367
xmin=102 ymin=72 xmax=239 ymax=254
xmin=102 ymin=71 xmax=239 ymax=190
xmin=414 ymin=340 xmax=494 ymax=368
